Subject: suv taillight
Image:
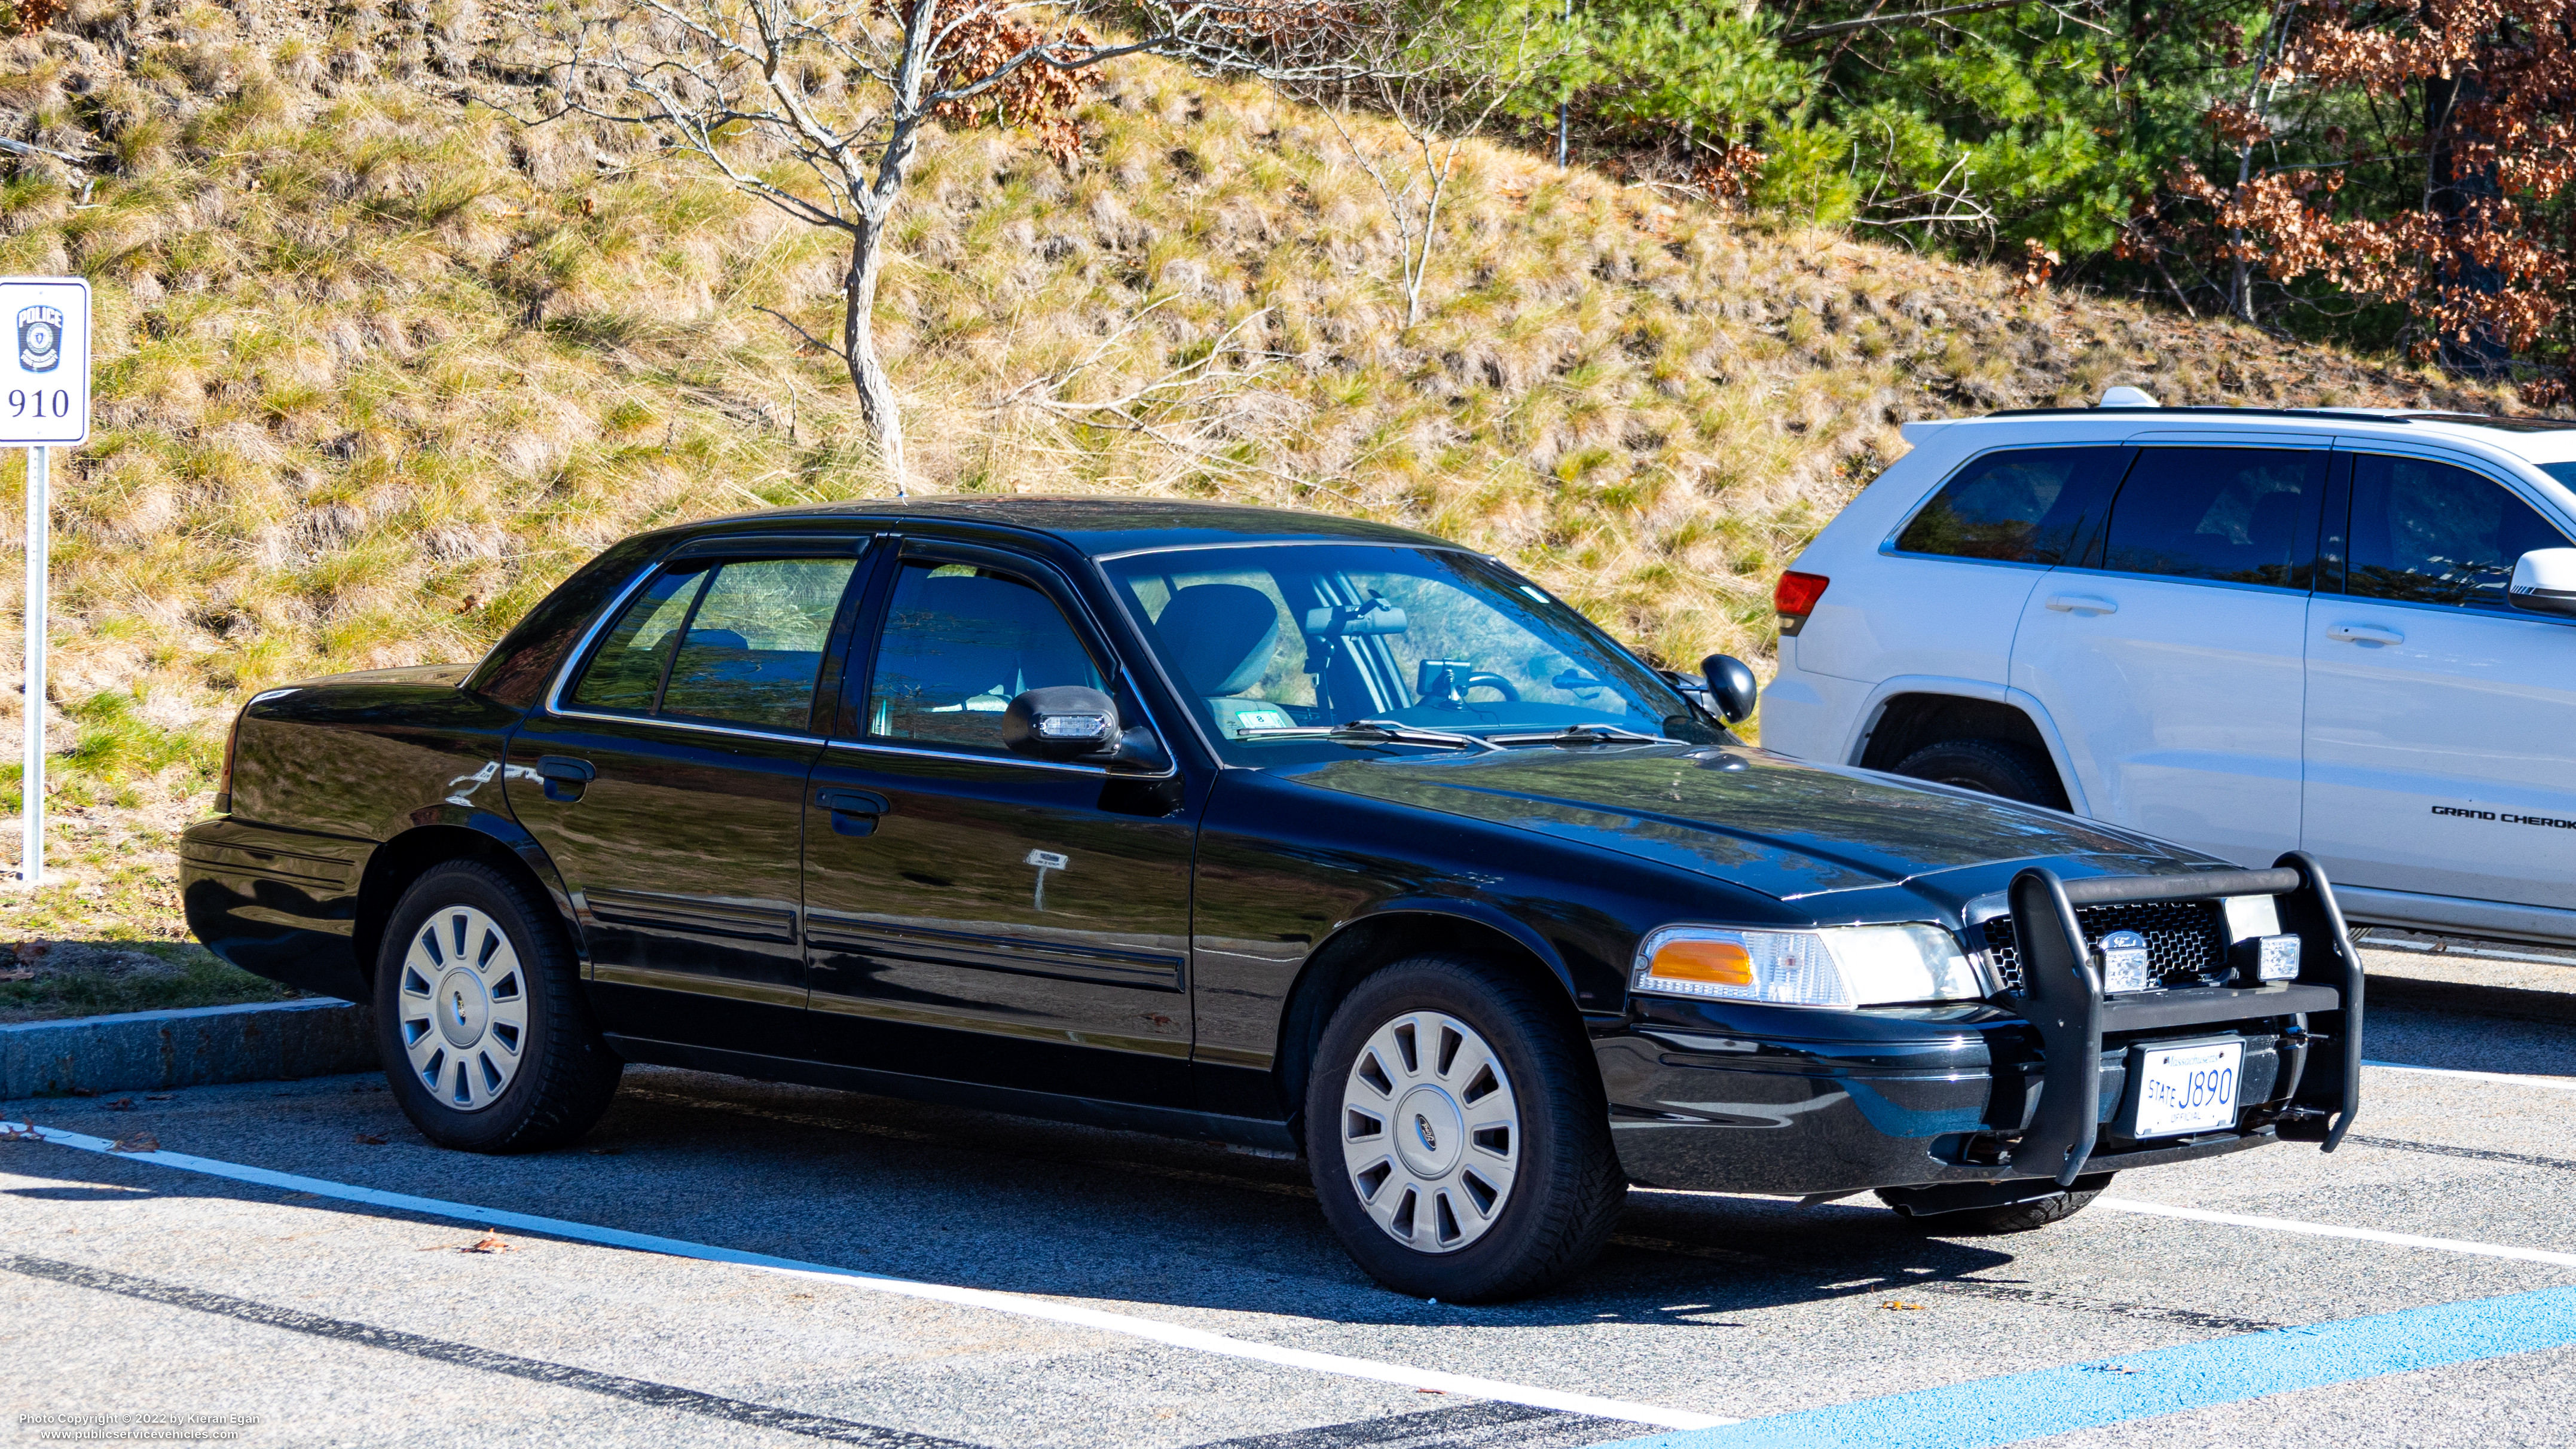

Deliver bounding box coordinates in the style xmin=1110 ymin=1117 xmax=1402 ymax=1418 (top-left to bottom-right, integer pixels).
xmin=1774 ymin=571 xmax=1829 ymax=635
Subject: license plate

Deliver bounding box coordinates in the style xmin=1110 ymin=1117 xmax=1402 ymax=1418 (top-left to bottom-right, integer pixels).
xmin=2133 ymin=1041 xmax=2243 ymax=1137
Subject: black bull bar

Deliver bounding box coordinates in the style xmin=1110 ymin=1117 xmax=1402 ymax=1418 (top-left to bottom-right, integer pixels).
xmin=2005 ymin=851 xmax=2363 ymax=1187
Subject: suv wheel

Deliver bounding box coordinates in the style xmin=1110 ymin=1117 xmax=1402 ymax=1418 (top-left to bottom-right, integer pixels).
xmin=375 ymin=861 xmax=622 ymax=1153
xmin=1893 ymin=738 xmax=2065 ymax=809
xmin=1305 ymin=955 xmax=1625 ymax=1302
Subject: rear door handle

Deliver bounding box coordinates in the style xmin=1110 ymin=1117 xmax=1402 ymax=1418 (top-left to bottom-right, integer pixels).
xmin=535 ymin=756 xmax=594 ymax=803
xmin=816 ymin=788 xmax=893 ymax=837
xmin=2045 ymin=594 xmax=2118 ymax=616
xmin=2326 ymin=623 xmax=2404 ymax=646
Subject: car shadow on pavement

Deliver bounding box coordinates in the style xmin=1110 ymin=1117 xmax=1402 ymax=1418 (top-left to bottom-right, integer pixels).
xmin=5 ymin=1069 xmax=2032 ymax=1335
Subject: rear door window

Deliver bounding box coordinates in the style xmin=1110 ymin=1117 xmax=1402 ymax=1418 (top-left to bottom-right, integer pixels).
xmin=566 ymin=556 xmax=859 ymax=732
xmin=2100 ymin=447 xmax=2324 ymax=588
xmin=1894 ymin=447 xmax=2126 ymax=564
xmin=2345 ymin=454 xmax=2574 ymax=609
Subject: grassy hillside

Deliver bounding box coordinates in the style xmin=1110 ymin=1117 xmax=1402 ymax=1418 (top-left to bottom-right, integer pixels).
xmin=0 ymin=0 xmax=2519 ymax=949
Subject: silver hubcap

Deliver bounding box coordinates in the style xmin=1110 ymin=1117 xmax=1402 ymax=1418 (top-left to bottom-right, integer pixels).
xmin=398 ymin=905 xmax=528 ymax=1113
xmin=1340 ymin=1010 xmax=1520 ymax=1254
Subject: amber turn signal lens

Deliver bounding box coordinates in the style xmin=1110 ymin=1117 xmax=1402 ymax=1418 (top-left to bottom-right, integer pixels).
xmin=1649 ymin=938 xmax=1755 ymax=986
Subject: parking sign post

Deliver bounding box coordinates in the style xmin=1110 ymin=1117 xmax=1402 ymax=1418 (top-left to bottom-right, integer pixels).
xmin=2 ymin=277 xmax=93 ymax=889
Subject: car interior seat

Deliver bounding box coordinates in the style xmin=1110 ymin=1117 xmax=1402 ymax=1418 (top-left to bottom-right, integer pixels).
xmin=1153 ymin=584 xmax=1288 ymax=736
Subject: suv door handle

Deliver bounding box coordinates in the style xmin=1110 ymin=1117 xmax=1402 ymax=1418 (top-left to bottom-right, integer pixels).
xmin=535 ymin=756 xmax=594 ymax=803
xmin=2326 ymin=623 xmax=2405 ymax=646
xmin=816 ymin=788 xmax=893 ymax=837
xmin=2045 ymin=594 xmax=2118 ymax=616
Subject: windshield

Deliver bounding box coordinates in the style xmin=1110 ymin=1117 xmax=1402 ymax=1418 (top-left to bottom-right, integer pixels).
xmin=1100 ymin=543 xmax=1728 ymax=764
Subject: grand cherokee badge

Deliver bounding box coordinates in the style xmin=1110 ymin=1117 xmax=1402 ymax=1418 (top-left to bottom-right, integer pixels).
xmin=17 ymin=305 xmax=61 ymax=372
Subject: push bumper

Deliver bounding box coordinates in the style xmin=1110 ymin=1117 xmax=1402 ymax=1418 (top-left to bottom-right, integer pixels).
xmin=1596 ymin=853 xmax=2363 ymax=1197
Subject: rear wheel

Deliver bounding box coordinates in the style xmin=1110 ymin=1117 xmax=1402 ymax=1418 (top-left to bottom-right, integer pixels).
xmin=1305 ymin=955 xmax=1625 ymax=1302
xmin=375 ymin=861 xmax=621 ymax=1153
xmin=1893 ymin=737 xmax=2065 ymax=809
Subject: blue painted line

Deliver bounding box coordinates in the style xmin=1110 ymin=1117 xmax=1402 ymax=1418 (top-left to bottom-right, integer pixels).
xmin=1609 ymin=1285 xmax=2576 ymax=1449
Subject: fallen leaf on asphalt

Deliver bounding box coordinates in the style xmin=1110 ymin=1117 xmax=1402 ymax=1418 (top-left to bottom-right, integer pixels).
xmin=1881 ymin=1301 xmax=1927 ymax=1311
xmin=103 ymin=1098 xmax=136 ymax=1112
xmin=352 ymin=1132 xmax=389 ymax=1145
xmin=109 ymin=1135 xmax=159 ymax=1153
xmin=0 ymin=1124 xmax=41 ymax=1142
xmin=462 ymin=1231 xmax=515 ymax=1254
xmin=1416 ymin=1389 xmax=1447 ymax=1395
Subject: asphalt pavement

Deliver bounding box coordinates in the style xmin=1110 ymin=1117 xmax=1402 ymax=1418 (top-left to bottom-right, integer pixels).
xmin=3 ymin=988 xmax=2571 ymax=1448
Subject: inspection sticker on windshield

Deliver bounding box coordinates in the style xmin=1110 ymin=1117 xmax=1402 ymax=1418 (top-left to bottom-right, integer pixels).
xmin=2134 ymin=1041 xmax=2242 ymax=1137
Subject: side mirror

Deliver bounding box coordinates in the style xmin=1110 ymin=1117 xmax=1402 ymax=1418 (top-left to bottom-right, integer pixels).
xmin=1698 ymin=653 xmax=1759 ymax=724
xmin=1002 ymin=686 xmax=1122 ymax=761
xmin=2509 ymin=547 xmax=2576 ymax=617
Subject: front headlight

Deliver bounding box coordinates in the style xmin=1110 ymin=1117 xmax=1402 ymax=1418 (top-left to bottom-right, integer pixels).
xmin=1632 ymin=924 xmax=1984 ymax=1008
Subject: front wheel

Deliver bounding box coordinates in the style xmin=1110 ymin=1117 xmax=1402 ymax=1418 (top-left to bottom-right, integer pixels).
xmin=375 ymin=860 xmax=622 ymax=1153
xmin=1305 ymin=955 xmax=1625 ymax=1302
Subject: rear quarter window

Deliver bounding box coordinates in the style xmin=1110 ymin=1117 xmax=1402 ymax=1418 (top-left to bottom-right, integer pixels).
xmin=1893 ymin=447 xmax=2126 ymax=564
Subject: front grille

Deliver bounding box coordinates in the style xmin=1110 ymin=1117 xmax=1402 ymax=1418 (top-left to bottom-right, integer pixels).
xmin=1981 ymin=899 xmax=2230 ymax=993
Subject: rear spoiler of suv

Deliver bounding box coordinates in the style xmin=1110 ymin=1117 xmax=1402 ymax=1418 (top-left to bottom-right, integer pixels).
xmin=2006 ymin=853 xmax=2362 ymax=1186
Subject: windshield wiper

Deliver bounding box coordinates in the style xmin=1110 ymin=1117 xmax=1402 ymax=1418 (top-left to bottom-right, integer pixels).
xmin=1484 ymin=724 xmax=1682 ymax=748
xmin=1233 ymin=720 xmax=1504 ymax=753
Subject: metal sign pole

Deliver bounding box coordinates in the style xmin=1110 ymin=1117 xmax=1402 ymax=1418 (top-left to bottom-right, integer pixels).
xmin=21 ymin=442 xmax=42 ymax=888
xmin=1 ymin=274 xmax=89 ymax=889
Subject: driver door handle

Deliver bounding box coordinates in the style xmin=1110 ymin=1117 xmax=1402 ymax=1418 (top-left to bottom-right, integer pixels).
xmin=2045 ymin=594 xmax=2118 ymax=616
xmin=2326 ymin=623 xmax=2405 ymax=646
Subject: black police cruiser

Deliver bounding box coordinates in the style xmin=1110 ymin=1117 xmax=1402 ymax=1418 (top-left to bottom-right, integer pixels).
xmin=183 ymin=499 xmax=2363 ymax=1301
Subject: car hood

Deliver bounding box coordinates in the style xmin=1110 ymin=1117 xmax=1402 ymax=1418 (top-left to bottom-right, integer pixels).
xmin=1282 ymin=744 xmax=2217 ymax=904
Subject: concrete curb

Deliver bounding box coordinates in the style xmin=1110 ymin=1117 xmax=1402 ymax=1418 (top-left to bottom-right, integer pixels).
xmin=1 ymin=999 xmax=380 ymax=1100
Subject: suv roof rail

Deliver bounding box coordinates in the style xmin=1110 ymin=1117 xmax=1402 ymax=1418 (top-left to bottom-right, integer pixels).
xmin=1982 ymin=405 xmax=2576 ymax=432
xmin=1982 ymin=405 xmax=2422 ymax=424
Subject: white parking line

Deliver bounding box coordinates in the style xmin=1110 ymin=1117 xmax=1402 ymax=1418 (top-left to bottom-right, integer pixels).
xmin=0 ymin=1120 xmax=1731 ymax=1432
xmin=2363 ymin=1060 xmax=2576 ymax=1093
xmin=2095 ymin=1197 xmax=2576 ymax=1270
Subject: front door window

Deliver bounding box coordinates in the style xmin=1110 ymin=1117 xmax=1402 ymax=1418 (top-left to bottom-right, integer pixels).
xmin=864 ymin=560 xmax=1105 ymax=750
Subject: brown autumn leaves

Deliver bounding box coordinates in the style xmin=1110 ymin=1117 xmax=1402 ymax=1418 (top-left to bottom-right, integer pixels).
xmin=2136 ymin=0 xmax=2576 ymax=398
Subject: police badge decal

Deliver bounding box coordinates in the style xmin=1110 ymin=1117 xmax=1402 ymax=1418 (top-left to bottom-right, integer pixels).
xmin=17 ymin=304 xmax=62 ymax=373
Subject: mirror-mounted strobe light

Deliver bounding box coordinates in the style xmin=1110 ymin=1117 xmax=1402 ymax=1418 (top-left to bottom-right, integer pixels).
xmin=1035 ymin=713 xmax=1110 ymax=742
xmin=2098 ymin=928 xmax=2152 ymax=993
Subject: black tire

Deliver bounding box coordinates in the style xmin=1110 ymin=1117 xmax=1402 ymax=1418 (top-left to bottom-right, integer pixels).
xmin=1893 ymin=737 xmax=2067 ymax=809
xmin=1877 ymin=1182 xmax=2106 ymax=1235
xmin=374 ymin=860 xmax=621 ymax=1153
xmin=1304 ymin=954 xmax=1625 ymax=1303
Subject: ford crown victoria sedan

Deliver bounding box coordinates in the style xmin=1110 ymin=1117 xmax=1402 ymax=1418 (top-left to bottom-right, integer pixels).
xmin=183 ymin=499 xmax=2363 ymax=1301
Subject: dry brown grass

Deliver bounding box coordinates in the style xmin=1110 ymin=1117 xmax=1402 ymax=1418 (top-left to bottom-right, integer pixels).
xmin=0 ymin=0 xmax=2519 ymax=942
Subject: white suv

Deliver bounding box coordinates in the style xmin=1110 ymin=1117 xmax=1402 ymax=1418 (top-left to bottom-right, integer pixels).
xmin=1762 ymin=398 xmax=2576 ymax=950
